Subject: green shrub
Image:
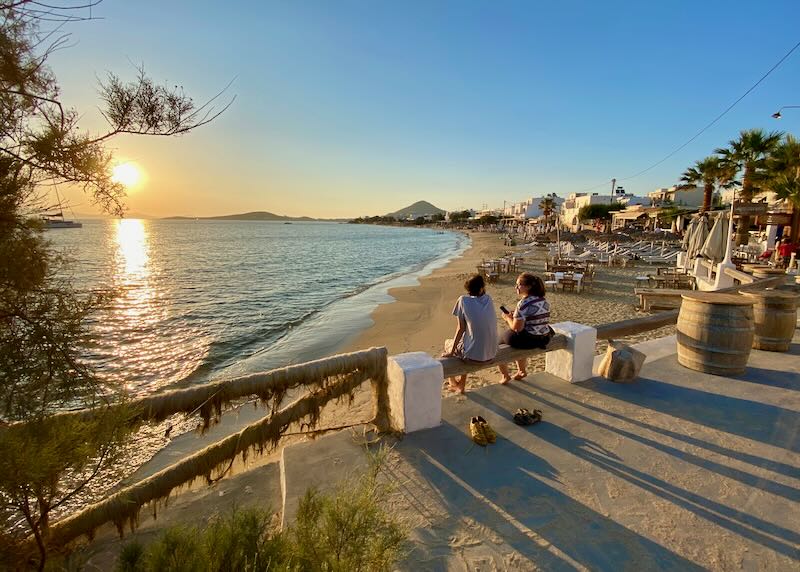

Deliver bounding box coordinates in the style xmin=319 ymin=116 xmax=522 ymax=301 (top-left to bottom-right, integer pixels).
xmin=288 ymin=461 xmax=405 ymax=572
xmin=115 ymin=457 xmax=406 ymax=572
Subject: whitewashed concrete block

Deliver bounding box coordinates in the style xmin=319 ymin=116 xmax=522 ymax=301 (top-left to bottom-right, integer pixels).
xmin=387 ymin=352 xmax=443 ymax=433
xmin=545 ymin=321 xmax=597 ymax=383
xmin=693 ymin=258 xmax=709 ymax=280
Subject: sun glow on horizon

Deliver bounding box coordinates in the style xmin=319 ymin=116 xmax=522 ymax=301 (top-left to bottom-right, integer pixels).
xmin=111 ymin=162 xmax=142 ymax=189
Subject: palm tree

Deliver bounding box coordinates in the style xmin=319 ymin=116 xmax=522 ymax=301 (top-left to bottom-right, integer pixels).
xmin=716 ymin=128 xmax=783 ymax=244
xmin=679 ymin=156 xmax=729 ymax=213
xmin=764 ymin=134 xmax=800 ymax=243
xmin=538 ymin=195 xmax=556 ymax=230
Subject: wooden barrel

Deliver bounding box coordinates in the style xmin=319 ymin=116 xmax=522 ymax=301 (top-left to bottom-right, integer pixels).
xmin=740 ymin=290 xmax=799 ymax=351
xmin=677 ymin=292 xmax=754 ymax=376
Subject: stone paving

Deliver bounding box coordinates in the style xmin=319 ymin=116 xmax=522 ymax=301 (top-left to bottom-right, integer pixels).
xmin=378 ymin=333 xmax=800 ymax=570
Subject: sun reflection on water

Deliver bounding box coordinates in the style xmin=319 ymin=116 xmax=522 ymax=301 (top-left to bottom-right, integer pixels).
xmin=104 ymin=219 xmax=208 ymax=394
xmin=109 ymin=219 xmax=159 ymax=390
xmin=116 ymin=218 xmax=149 ymax=279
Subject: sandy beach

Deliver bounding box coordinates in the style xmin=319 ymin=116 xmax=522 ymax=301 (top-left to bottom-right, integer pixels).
xmin=347 ymin=231 xmax=675 ymax=393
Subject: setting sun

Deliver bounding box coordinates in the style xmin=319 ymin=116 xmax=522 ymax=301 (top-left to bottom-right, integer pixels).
xmin=111 ymin=162 xmax=141 ymax=188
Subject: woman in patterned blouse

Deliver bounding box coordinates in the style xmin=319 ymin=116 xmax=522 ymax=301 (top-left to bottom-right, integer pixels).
xmin=498 ymin=272 xmax=553 ymax=383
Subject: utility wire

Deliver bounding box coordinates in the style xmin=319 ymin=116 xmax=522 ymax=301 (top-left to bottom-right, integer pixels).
xmin=570 ymin=38 xmax=800 ymax=194
xmin=618 ymin=38 xmax=800 ymax=181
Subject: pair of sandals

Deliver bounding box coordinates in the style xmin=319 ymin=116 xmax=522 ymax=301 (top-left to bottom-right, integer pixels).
xmin=513 ymin=408 xmax=542 ymax=426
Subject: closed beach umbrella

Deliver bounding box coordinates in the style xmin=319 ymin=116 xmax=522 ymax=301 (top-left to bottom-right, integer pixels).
xmin=700 ymin=212 xmax=728 ymax=262
xmin=688 ymin=216 xmax=710 ymax=259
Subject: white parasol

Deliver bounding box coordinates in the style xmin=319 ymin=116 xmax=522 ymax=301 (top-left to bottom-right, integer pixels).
xmin=688 ymin=216 xmax=711 ymax=259
xmin=700 ymin=211 xmax=728 ymax=262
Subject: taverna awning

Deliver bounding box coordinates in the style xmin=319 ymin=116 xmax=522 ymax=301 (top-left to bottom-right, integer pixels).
xmin=613 ymin=210 xmax=649 ymax=221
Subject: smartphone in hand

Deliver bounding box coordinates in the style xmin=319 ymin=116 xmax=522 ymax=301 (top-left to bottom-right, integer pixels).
xmin=500 ymin=305 xmax=510 ymax=315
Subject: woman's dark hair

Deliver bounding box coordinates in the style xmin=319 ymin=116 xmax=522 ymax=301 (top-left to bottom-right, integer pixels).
xmin=518 ymin=272 xmax=545 ymax=297
xmin=464 ymin=274 xmax=486 ymax=296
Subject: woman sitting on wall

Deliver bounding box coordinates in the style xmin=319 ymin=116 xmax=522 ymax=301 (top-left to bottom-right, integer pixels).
xmin=499 ymin=272 xmax=553 ymax=383
xmin=442 ymin=274 xmax=498 ymax=394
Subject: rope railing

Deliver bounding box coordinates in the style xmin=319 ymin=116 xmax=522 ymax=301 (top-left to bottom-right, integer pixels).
xmin=44 ymin=347 xmax=390 ymax=430
xmin=42 ymin=347 xmax=391 ymax=548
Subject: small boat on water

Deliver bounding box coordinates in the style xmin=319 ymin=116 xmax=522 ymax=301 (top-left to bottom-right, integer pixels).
xmin=42 ymin=212 xmax=82 ymax=229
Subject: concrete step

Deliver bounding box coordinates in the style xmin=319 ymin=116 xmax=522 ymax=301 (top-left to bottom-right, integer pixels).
xmin=279 ymin=430 xmax=371 ymax=528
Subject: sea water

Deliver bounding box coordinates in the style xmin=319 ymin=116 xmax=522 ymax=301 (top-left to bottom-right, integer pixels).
xmin=49 ymin=219 xmax=467 ymax=396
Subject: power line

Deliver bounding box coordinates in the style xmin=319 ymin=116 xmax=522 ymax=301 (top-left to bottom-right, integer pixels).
xmin=569 ymin=37 xmax=800 ymax=194
xmin=618 ymin=37 xmax=800 ymax=181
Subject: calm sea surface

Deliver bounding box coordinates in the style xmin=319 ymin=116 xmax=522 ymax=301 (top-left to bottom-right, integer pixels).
xmin=49 ymin=220 xmax=467 ymax=396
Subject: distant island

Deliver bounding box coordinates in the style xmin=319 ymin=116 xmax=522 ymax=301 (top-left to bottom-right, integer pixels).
xmin=163 ymin=211 xmax=349 ymax=222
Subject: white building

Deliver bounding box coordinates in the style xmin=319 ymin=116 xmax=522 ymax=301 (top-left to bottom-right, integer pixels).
xmin=502 ymin=195 xmax=565 ymax=220
xmin=647 ymin=185 xmax=707 ymax=208
xmin=559 ymin=193 xmax=619 ymax=231
xmin=719 ymin=188 xmax=780 ymax=206
xmin=475 ymin=208 xmax=503 ymax=219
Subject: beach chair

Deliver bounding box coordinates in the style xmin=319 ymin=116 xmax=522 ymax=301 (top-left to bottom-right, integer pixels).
xmin=560 ymin=277 xmax=577 ymax=292
xmin=582 ymin=270 xmax=595 ymax=291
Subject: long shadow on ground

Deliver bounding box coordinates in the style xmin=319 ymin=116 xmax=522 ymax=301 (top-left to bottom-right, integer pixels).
xmin=397 ymin=420 xmax=704 ymax=571
xmin=499 ymin=384 xmax=800 ymax=560
xmin=579 ymin=374 xmax=799 ymax=454
xmin=528 ymin=383 xmax=800 ymax=483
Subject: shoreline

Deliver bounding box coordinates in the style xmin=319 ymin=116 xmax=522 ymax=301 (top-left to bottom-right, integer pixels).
xmin=345 ymin=232 xmax=509 ymax=358
xmin=212 ymin=227 xmax=470 ymax=379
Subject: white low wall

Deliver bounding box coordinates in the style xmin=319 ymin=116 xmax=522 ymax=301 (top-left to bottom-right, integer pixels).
xmin=387 ymin=321 xmax=598 ymax=433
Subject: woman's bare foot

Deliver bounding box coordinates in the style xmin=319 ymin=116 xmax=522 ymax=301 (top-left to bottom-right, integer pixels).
xmin=500 ymin=376 xmax=512 ymax=384
xmin=513 ymin=371 xmax=527 ymax=381
xmin=447 ymin=377 xmax=466 ymax=393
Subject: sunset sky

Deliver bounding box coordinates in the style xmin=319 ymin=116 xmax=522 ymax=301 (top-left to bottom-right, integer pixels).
xmin=53 ymin=0 xmax=800 ymax=219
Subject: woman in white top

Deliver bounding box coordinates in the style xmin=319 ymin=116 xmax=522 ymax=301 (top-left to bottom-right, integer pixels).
xmin=443 ymin=274 xmax=499 ymax=393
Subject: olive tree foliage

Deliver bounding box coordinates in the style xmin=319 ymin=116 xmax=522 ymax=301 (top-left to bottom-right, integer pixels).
xmin=0 ymin=1 xmax=231 ymax=567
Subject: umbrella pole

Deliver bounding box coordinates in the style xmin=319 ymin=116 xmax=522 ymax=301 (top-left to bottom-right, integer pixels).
xmin=720 ymin=196 xmax=736 ymax=266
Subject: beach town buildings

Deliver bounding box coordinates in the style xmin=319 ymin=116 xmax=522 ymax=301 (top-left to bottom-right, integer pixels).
xmin=559 ymin=192 xmax=625 ymax=231
xmin=719 ymin=187 xmax=781 ymax=206
xmin=475 ymin=208 xmax=503 ymax=219
xmin=502 ymin=195 xmax=565 ymax=220
xmin=444 ymin=209 xmax=477 ymax=222
xmin=647 ymin=185 xmax=707 ymax=208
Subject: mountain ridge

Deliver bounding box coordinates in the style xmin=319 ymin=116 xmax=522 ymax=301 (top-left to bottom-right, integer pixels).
xmin=385 ymin=200 xmax=445 ymax=218
xmin=162 ymin=211 xmax=347 ymax=222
